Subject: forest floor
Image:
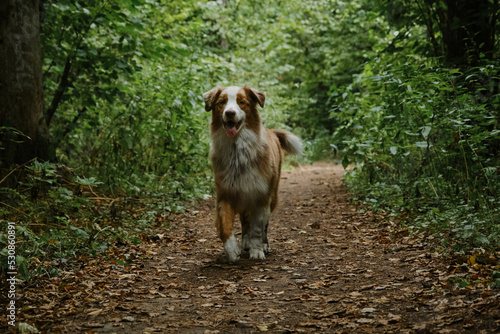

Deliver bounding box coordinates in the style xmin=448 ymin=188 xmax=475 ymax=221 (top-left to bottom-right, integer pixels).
xmin=4 ymin=162 xmax=500 ymax=333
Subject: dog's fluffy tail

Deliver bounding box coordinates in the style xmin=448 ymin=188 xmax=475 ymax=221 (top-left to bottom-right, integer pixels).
xmin=273 ymin=129 xmax=303 ymax=156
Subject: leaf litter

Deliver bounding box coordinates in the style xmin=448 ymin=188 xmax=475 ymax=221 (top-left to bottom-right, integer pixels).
xmin=1 ymin=163 xmax=499 ymax=333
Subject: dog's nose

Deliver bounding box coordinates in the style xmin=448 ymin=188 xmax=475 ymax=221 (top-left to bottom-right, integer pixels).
xmin=224 ymin=110 xmax=236 ymax=118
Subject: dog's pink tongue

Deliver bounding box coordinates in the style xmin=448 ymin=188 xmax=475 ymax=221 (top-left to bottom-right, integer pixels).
xmin=226 ymin=126 xmax=237 ymax=138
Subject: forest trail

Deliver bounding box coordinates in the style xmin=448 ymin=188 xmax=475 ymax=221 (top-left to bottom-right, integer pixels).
xmin=11 ymin=163 xmax=500 ymax=333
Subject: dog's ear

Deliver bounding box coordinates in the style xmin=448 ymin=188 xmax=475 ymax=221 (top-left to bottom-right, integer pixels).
xmin=203 ymin=86 xmax=224 ymax=112
xmin=243 ymin=85 xmax=265 ymax=108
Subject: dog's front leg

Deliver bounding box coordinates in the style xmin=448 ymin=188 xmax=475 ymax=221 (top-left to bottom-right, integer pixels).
xmin=245 ymin=207 xmax=270 ymax=260
xmin=215 ymin=201 xmax=240 ymax=262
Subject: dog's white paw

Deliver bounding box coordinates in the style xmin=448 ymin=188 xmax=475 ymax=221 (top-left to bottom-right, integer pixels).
xmin=263 ymin=243 xmax=271 ymax=254
xmin=249 ymin=248 xmax=265 ymax=260
xmin=224 ymin=235 xmax=241 ymax=263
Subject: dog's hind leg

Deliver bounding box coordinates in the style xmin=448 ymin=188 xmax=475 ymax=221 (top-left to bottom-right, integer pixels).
xmin=245 ymin=207 xmax=270 ymax=260
xmin=241 ymin=212 xmax=268 ymax=252
xmin=263 ymin=218 xmax=270 ymax=254
xmin=241 ymin=214 xmax=250 ymax=251
xmin=215 ymin=201 xmax=240 ymax=262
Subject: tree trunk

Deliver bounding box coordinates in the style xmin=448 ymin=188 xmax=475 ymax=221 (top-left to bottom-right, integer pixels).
xmin=0 ymin=0 xmax=48 ymax=168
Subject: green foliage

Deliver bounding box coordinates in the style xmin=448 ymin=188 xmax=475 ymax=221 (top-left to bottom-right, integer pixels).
xmin=377 ymin=0 xmax=498 ymax=64
xmin=493 ymin=271 xmax=500 ymax=289
xmin=0 ymin=160 xmax=181 ymax=281
xmin=332 ymin=23 xmax=500 ymax=249
xmin=225 ymin=0 xmax=384 ymax=139
xmin=43 ymin=0 xmax=219 ymax=197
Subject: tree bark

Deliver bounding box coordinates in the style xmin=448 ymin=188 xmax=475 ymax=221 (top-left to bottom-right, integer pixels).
xmin=0 ymin=0 xmax=48 ymax=168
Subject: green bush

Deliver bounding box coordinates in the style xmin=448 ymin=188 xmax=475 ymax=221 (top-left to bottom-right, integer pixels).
xmin=334 ymin=56 xmax=500 ymax=250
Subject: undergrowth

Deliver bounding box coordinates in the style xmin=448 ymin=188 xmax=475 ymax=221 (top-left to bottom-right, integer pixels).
xmin=0 ymin=160 xmax=213 ymax=282
xmin=335 ymin=59 xmax=500 ymax=252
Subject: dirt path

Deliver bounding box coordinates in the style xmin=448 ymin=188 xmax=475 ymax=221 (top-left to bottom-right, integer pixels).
xmin=6 ymin=163 xmax=500 ymax=333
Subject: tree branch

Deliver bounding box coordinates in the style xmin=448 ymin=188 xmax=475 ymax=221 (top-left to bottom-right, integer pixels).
xmin=44 ymin=0 xmax=111 ymax=128
xmin=45 ymin=56 xmax=71 ymax=127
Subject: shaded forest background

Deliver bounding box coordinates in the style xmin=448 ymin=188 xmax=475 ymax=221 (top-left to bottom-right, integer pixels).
xmin=0 ymin=0 xmax=499 ymax=280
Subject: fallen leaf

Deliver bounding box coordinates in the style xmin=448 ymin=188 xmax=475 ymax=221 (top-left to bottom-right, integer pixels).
xmin=84 ymin=323 xmax=105 ymax=328
xmin=87 ymin=309 xmax=103 ymax=316
xmin=387 ymin=313 xmax=402 ymax=323
xmin=257 ymin=324 xmax=269 ymax=331
xmin=357 ymin=318 xmax=374 ymax=324
xmin=18 ymin=323 xmax=40 ymax=334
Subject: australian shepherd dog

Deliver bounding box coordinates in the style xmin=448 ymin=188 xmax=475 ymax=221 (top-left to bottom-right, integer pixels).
xmin=203 ymin=85 xmax=303 ymax=262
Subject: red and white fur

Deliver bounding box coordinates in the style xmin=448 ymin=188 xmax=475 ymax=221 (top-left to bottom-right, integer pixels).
xmin=203 ymin=85 xmax=302 ymax=262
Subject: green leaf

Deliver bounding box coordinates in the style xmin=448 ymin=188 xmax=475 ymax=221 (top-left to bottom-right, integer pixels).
xmin=342 ymin=155 xmax=350 ymax=169
xmin=458 ymin=280 xmax=470 ymax=288
xmin=76 ymin=176 xmax=103 ymax=186
xmin=70 ymin=226 xmax=89 ymax=239
xmin=421 ymin=126 xmax=431 ymax=139
xmin=16 ymin=255 xmax=29 ymax=280
xmin=130 ymin=236 xmax=142 ymax=244
xmin=415 ymin=141 xmax=431 ymax=148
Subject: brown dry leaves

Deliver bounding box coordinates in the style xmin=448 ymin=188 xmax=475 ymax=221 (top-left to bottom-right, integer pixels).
xmin=2 ymin=163 xmax=499 ymax=333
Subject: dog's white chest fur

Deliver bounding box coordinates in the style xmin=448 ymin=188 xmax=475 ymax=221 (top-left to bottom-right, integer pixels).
xmin=210 ymin=128 xmax=268 ymax=202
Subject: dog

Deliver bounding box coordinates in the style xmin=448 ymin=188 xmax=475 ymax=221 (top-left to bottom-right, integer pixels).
xmin=203 ymin=85 xmax=303 ymax=262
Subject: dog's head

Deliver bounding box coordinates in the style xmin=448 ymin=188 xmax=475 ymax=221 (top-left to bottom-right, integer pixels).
xmin=203 ymin=85 xmax=266 ymax=138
